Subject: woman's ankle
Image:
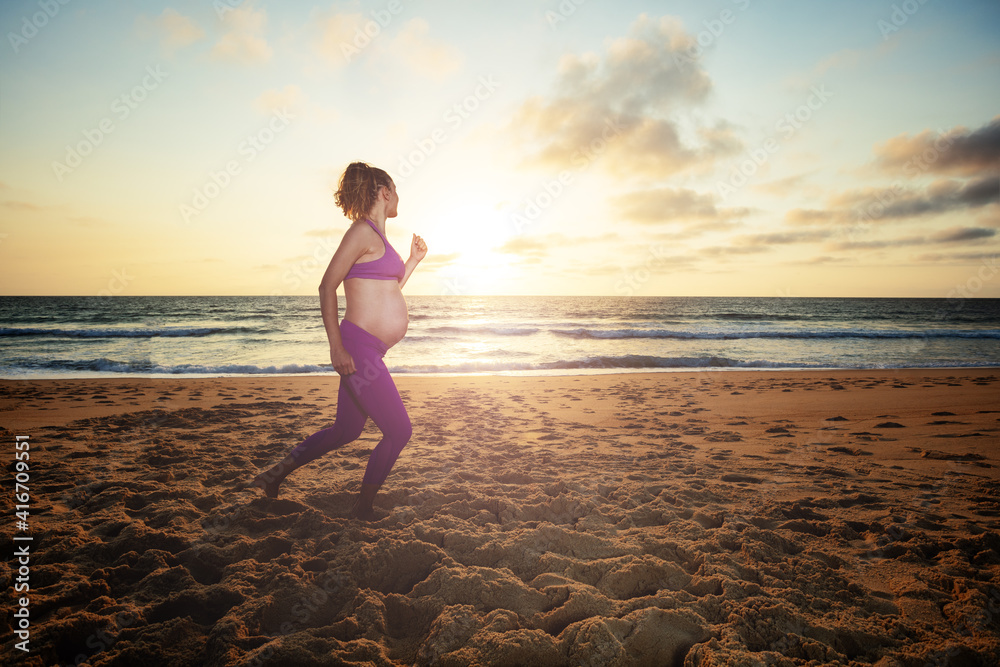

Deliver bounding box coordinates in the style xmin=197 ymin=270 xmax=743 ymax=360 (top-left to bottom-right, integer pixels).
xmin=349 ymin=482 xmax=381 ymax=519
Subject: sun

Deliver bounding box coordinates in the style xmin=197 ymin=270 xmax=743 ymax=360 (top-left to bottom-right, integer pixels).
xmin=432 ymin=195 xmax=518 ymax=294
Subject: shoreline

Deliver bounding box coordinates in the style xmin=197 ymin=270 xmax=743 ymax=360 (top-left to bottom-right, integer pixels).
xmin=3 ymin=363 xmax=1000 ymax=382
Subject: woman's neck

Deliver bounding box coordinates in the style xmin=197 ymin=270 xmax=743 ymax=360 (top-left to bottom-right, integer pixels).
xmin=362 ymin=216 xmax=386 ymax=235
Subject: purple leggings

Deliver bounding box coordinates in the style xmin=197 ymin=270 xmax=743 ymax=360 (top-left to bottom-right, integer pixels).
xmin=287 ymin=319 xmax=411 ymax=485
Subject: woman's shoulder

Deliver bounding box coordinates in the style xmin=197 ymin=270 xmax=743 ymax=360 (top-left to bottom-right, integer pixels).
xmin=346 ymin=219 xmax=367 ymax=229
xmin=343 ymin=220 xmax=375 ymax=239
xmin=340 ymin=220 xmax=380 ymax=252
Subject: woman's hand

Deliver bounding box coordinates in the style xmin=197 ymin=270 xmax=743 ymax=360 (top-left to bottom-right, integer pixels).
xmin=410 ymin=234 xmax=427 ymax=262
xmin=330 ymin=345 xmax=356 ymax=376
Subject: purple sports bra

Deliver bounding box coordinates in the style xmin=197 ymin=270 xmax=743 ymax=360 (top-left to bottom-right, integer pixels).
xmin=345 ymin=219 xmax=405 ymax=281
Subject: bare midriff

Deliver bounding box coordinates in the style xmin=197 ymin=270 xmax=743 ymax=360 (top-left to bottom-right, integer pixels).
xmin=343 ymin=277 xmax=408 ymax=348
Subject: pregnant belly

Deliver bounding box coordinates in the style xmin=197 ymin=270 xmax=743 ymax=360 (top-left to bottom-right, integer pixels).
xmin=343 ymin=280 xmax=408 ymax=348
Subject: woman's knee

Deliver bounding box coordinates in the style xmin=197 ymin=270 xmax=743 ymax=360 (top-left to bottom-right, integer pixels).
xmin=387 ymin=415 xmax=412 ymax=445
xmin=329 ymin=420 xmax=365 ymax=444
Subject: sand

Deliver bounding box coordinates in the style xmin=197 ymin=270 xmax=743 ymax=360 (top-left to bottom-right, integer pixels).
xmin=1 ymin=368 xmax=998 ymax=666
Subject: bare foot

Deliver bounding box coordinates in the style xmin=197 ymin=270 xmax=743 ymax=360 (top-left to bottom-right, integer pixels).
xmin=251 ymin=472 xmax=280 ymax=499
xmin=349 ymin=503 xmax=377 ymax=522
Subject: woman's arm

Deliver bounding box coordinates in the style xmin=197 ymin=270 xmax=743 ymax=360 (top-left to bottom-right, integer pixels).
xmin=319 ymin=226 xmax=369 ymax=374
xmin=398 ymin=233 xmax=428 ymax=290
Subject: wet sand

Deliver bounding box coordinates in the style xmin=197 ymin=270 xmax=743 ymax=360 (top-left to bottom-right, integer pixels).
xmin=1 ymin=369 xmax=998 ymax=666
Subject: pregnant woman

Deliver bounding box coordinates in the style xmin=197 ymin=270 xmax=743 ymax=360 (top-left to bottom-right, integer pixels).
xmin=252 ymin=161 xmax=427 ymax=520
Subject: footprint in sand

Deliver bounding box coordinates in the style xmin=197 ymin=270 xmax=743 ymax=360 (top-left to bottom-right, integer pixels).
xmin=827 ymin=446 xmax=872 ymax=456
xmin=720 ymin=473 xmax=763 ymax=484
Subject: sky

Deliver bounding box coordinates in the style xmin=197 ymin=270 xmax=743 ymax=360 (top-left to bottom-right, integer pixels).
xmin=0 ymin=0 xmax=998 ymax=297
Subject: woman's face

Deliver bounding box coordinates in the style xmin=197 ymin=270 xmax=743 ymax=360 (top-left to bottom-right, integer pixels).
xmin=385 ymin=181 xmax=399 ymax=218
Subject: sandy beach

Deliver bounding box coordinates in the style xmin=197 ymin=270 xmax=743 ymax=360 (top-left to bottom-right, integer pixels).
xmin=2 ymin=368 xmax=998 ymax=666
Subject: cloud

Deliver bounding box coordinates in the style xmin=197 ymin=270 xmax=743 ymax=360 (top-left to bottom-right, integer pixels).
xmin=612 ymin=187 xmax=752 ymax=225
xmin=828 ymin=226 xmax=996 ymax=252
xmin=153 ymin=9 xmax=204 ymax=54
xmin=784 ymin=208 xmax=836 ymax=225
xmin=873 ymin=115 xmax=1000 ymax=177
xmin=915 ymin=251 xmax=1000 ymax=263
xmin=70 ymin=215 xmax=111 ymax=229
xmin=736 ymin=230 xmax=833 ymax=247
xmin=698 ymin=245 xmax=770 ymax=256
xmin=508 ymin=14 xmax=738 ymax=177
xmin=787 ymin=176 xmax=998 ymax=227
xmin=783 ymin=41 xmax=896 ymax=92
xmin=254 ymin=85 xmax=305 ymax=114
xmin=2 ymin=200 xmax=45 ymax=212
xmin=780 ymin=119 xmax=999 ymax=250
xmin=387 ymin=19 xmax=462 ymax=81
xmin=975 ymin=207 xmax=1000 ymax=229
xmin=256 ymin=84 xmax=337 ymax=123
xmin=497 ymin=235 xmax=549 ymax=259
xmin=211 ymin=6 xmax=272 ymax=65
xmin=745 ymin=205 xmax=996 ymax=259
xmin=788 ymin=255 xmax=851 ymax=265
xmin=929 ymin=226 xmax=997 ymax=243
xmin=608 ymin=248 xmax=699 ymax=276
xmin=417 ymin=252 xmax=460 ymax=269
xmin=828 ymin=237 xmax=924 ymax=251
xmin=313 ymin=11 xmax=365 ymax=68
xmin=753 ymin=171 xmax=824 ymax=198
xmin=312 ymin=12 xmax=460 ymax=80
xmin=496 ymin=233 xmax=624 ymax=260
xmin=303 ymin=228 xmax=340 ymax=238
xmin=834 ymin=177 xmax=997 ymax=221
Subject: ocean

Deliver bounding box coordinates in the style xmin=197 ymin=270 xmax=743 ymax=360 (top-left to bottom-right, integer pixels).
xmin=1 ymin=295 xmax=999 ymax=378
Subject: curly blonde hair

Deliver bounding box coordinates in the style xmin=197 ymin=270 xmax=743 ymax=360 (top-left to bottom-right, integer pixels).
xmin=334 ymin=161 xmax=393 ymax=223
